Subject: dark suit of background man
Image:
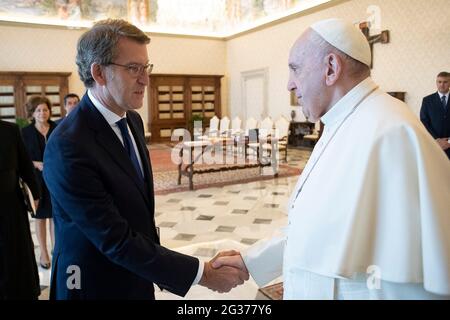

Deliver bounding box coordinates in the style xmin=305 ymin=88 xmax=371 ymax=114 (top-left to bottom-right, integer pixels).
xmin=420 ymin=71 xmax=450 ymax=159
xmin=43 ymin=19 xmax=247 ymax=300
xmin=0 ymin=120 xmax=41 ymax=299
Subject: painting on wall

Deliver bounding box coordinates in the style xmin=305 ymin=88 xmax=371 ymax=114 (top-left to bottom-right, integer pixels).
xmin=0 ymin=0 xmax=127 ymax=21
xmin=0 ymin=0 xmax=329 ymax=36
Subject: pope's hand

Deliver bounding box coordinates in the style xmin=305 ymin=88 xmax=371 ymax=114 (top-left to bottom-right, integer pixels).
xmin=437 ymin=138 xmax=450 ymax=150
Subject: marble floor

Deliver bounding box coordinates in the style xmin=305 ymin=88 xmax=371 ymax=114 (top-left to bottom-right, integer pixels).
xmin=31 ymin=146 xmax=312 ymax=300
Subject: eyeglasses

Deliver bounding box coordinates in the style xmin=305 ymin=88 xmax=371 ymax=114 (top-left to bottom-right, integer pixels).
xmin=107 ymin=62 xmax=154 ymax=77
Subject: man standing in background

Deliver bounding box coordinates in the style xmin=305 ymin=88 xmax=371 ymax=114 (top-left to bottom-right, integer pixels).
xmin=56 ymin=93 xmax=80 ymax=125
xmin=420 ymin=71 xmax=450 ymax=159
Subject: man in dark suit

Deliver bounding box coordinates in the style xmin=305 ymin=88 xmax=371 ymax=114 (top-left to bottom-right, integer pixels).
xmin=0 ymin=120 xmax=41 ymax=299
xmin=420 ymin=71 xmax=450 ymax=159
xmin=43 ymin=19 xmax=248 ymax=300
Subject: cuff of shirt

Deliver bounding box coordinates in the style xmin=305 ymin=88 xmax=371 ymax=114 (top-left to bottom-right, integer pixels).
xmin=191 ymin=259 xmax=204 ymax=286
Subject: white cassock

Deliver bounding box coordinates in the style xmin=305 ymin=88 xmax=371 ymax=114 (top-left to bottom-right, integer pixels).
xmin=244 ymin=77 xmax=450 ymax=299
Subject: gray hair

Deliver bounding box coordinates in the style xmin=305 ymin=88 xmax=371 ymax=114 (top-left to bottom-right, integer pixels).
xmin=76 ymin=19 xmax=150 ymax=88
xmin=308 ymin=29 xmax=370 ymax=78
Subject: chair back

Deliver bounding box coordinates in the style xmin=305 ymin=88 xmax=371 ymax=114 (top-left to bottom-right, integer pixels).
xmin=208 ymin=116 xmax=219 ymax=137
xmin=274 ymin=116 xmax=290 ymax=139
xmin=245 ymin=117 xmax=258 ymax=135
xmin=231 ymin=116 xmax=242 ymax=135
xmin=259 ymin=116 xmax=273 ymax=138
xmin=219 ymin=116 xmax=230 ymax=135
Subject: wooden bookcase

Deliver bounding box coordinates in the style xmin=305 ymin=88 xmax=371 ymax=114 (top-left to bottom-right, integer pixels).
xmin=0 ymin=72 xmax=71 ymax=123
xmin=148 ymin=74 xmax=223 ymax=142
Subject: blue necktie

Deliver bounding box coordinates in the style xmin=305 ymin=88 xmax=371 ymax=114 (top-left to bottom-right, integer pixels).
xmin=442 ymin=95 xmax=448 ymax=112
xmin=116 ymin=118 xmax=143 ymax=179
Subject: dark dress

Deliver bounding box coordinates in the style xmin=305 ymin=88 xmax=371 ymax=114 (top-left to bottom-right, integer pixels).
xmin=0 ymin=120 xmax=41 ymax=299
xmin=22 ymin=121 xmax=57 ymax=219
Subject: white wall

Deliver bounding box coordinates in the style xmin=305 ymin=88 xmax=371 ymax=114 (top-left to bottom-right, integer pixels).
xmin=0 ymin=24 xmax=226 ymax=129
xmin=226 ymin=0 xmax=450 ymax=121
xmin=1 ymin=0 xmax=449 ymax=128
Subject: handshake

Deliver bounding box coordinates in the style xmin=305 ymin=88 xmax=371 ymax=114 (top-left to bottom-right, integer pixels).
xmin=198 ymin=250 xmax=250 ymax=293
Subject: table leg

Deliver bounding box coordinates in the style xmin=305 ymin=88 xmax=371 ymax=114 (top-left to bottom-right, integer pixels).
xmin=177 ymin=147 xmax=183 ymax=185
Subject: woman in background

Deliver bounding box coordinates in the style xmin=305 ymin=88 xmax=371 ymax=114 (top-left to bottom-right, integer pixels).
xmin=22 ymin=96 xmax=57 ymax=270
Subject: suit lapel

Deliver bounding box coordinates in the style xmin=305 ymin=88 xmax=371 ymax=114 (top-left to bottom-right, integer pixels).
xmin=127 ymin=115 xmax=155 ymax=197
xmin=81 ymin=95 xmax=151 ymax=207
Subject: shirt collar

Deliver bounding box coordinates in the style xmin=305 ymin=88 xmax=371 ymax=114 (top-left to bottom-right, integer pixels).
xmin=88 ymin=90 xmax=126 ymax=125
xmin=321 ymin=77 xmax=378 ymax=127
xmin=438 ymin=91 xmax=449 ymax=99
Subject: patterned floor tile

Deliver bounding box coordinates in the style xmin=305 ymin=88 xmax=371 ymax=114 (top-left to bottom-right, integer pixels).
xmin=167 ymin=198 xmax=182 ymax=203
xmin=231 ymin=209 xmax=248 ymax=214
xmin=240 ymin=238 xmax=259 ymax=245
xmin=215 ymin=226 xmax=236 ymax=233
xmin=181 ymin=206 xmax=196 ymax=211
xmin=196 ymin=215 xmax=215 ymax=221
xmin=173 ymin=233 xmax=196 ymax=241
xmin=253 ymin=218 xmax=272 ymax=224
xmin=158 ymin=221 xmax=177 ymax=228
xmin=214 ymin=201 xmax=229 ymax=206
xmin=198 ymin=194 xmax=213 ymax=198
xmin=193 ymin=247 xmax=217 ymax=257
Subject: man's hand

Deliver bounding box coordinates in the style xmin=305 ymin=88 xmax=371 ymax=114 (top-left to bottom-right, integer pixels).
xmin=198 ymin=260 xmax=248 ymax=293
xmin=211 ymin=250 xmax=249 ymax=274
xmin=33 ymin=161 xmax=44 ymax=171
xmin=437 ymin=138 xmax=450 ymax=150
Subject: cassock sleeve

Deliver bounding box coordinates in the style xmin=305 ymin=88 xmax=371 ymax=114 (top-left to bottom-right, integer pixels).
xmin=243 ymin=227 xmax=287 ymax=287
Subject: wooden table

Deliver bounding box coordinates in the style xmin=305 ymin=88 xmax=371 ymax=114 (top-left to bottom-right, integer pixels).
xmin=177 ymin=137 xmax=278 ymax=190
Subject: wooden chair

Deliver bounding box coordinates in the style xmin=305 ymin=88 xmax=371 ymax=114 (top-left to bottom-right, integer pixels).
xmin=199 ymin=115 xmax=219 ymax=140
xmin=247 ymin=116 xmax=273 ymax=160
xmin=219 ymin=116 xmax=230 ymax=137
xmin=231 ymin=116 xmax=242 ymax=136
xmin=262 ymin=116 xmax=290 ymax=162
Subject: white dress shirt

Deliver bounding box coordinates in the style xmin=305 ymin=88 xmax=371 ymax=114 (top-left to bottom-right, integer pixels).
xmin=438 ymin=91 xmax=449 ymax=107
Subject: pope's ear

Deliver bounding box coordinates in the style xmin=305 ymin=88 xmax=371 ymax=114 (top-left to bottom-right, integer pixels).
xmin=91 ymin=63 xmax=107 ymax=86
xmin=324 ymin=53 xmax=342 ymax=86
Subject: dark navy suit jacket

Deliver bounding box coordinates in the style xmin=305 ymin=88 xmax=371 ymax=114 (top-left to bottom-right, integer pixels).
xmin=420 ymin=92 xmax=450 ymax=159
xmin=43 ymin=94 xmax=199 ymax=299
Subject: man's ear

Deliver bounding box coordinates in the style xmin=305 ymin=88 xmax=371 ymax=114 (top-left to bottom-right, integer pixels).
xmin=324 ymin=53 xmax=342 ymax=86
xmin=91 ymin=63 xmax=107 ymax=86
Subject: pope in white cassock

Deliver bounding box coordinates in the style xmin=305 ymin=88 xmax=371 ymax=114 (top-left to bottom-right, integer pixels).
xmin=212 ymin=18 xmax=450 ymax=299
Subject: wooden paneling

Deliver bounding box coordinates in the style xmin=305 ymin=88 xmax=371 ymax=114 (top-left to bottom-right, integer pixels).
xmin=0 ymin=72 xmax=71 ymax=123
xmin=148 ymin=74 xmax=222 ymax=142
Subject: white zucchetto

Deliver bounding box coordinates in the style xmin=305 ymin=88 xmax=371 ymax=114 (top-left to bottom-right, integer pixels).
xmin=311 ymin=18 xmax=372 ymax=67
